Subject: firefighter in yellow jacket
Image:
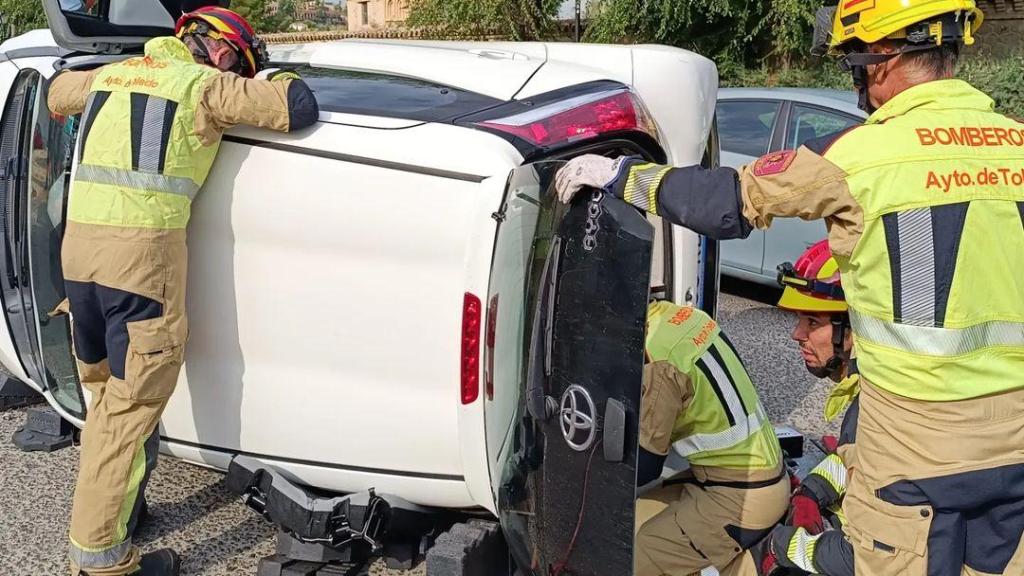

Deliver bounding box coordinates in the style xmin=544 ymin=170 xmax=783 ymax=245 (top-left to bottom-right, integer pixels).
xmin=635 ymin=301 xmax=789 ymax=575
xmin=557 ymin=2 xmax=1024 ymax=574
xmin=47 ymin=7 xmax=318 ymax=575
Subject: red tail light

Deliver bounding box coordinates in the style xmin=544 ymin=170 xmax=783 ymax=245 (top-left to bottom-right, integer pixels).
xmin=477 ymin=89 xmax=658 ymax=148
xmin=461 ymin=292 xmax=482 ymax=405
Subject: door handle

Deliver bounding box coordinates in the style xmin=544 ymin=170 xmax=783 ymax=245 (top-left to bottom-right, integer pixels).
xmin=469 ymin=49 xmax=526 ymax=61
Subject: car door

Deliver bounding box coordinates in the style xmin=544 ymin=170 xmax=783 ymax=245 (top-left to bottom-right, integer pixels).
xmin=42 ymin=0 xmax=196 ymax=55
xmin=0 ymin=64 xmax=86 ymax=421
xmin=490 ymin=161 xmax=651 ymax=576
xmin=715 ymin=99 xmax=783 ymax=280
xmin=1 ymin=0 xmax=192 ymax=422
xmin=762 ymin=103 xmax=862 ymax=279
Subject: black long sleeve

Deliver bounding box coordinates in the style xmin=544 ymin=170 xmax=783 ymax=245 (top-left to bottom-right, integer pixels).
xmin=610 ymin=160 xmax=753 ymax=240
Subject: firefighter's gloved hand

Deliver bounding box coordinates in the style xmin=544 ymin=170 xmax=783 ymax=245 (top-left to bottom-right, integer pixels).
xmin=752 ymin=532 xmax=785 ymax=576
xmin=788 ymin=493 xmax=825 ymax=534
xmin=555 ymin=155 xmax=627 ymax=204
xmin=767 ymin=526 xmax=818 ymax=574
xmin=254 ymin=68 xmax=301 ymax=81
xmin=821 ymin=435 xmax=839 ymax=454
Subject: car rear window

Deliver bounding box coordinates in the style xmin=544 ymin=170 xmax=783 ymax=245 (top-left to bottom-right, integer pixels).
xmin=282 ymin=65 xmax=502 ymax=123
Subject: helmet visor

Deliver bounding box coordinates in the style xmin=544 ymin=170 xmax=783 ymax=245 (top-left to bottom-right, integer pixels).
xmin=776 ymin=262 xmax=846 ymax=300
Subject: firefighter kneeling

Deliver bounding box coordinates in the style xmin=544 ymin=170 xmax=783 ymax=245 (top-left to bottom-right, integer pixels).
xmin=635 ymin=301 xmax=789 ymax=576
xmin=759 ymin=240 xmax=858 ymax=576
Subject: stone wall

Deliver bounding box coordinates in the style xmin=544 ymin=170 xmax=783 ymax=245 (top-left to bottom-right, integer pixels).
xmin=346 ymin=1 xmax=383 ymax=32
xmin=973 ymin=1 xmax=1024 ymax=57
xmin=263 ymin=28 xmax=507 ymax=44
xmin=346 ymin=0 xmax=411 ymax=32
xmin=968 ymin=20 xmax=1024 ymax=58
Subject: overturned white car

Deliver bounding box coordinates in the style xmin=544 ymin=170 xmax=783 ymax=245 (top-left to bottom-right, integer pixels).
xmin=0 ymin=1 xmax=723 ymax=573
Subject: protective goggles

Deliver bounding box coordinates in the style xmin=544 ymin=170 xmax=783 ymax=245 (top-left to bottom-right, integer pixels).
xmin=836 ymin=42 xmax=942 ymax=72
xmin=776 ymin=262 xmax=845 ymax=300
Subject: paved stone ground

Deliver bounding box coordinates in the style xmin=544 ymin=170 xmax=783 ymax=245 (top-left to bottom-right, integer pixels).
xmin=716 ymin=278 xmax=841 ymax=441
xmin=0 ymin=282 xmax=838 ymax=576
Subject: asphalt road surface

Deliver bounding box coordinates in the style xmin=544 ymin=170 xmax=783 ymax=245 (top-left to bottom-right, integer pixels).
xmin=0 ymin=281 xmax=839 ymax=576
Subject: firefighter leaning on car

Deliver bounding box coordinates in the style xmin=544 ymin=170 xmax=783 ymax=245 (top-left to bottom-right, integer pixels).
xmin=635 ymin=301 xmax=789 ymax=576
xmin=757 ymin=240 xmax=858 ymax=576
xmin=557 ymin=1 xmax=1024 ymax=574
xmin=46 ymin=6 xmax=318 ymax=576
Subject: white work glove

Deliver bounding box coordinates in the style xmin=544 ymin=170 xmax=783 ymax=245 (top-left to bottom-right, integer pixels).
xmin=554 ymin=155 xmax=628 ymax=204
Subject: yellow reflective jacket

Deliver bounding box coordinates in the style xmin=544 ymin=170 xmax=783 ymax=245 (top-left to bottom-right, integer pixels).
xmin=642 ymin=302 xmax=782 ymax=475
xmin=47 ymin=36 xmax=319 ymax=230
xmin=616 ymin=80 xmax=1024 ymax=402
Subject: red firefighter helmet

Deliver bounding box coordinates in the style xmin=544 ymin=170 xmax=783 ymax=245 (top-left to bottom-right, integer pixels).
xmin=776 ymin=240 xmax=847 ymax=314
xmin=175 ymin=6 xmax=268 ymax=78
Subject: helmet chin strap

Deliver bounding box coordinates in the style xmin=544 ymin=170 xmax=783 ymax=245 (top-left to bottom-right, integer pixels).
xmin=851 ymin=65 xmax=876 ymax=114
xmin=805 ymin=315 xmax=850 ymax=380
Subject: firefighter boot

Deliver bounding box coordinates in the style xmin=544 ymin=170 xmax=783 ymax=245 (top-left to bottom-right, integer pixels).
xmin=132 ymin=549 xmax=180 ymax=576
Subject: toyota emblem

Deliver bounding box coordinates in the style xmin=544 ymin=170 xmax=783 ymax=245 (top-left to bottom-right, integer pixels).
xmin=560 ymin=385 xmax=597 ymax=451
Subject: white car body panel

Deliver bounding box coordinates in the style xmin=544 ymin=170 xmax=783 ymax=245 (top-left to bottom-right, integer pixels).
xmin=0 ymin=30 xmax=59 ymax=54
xmin=166 ymin=129 xmax=505 ymax=487
xmin=0 ymin=34 xmax=720 ymax=512
xmin=516 ymin=43 xmax=633 ymax=97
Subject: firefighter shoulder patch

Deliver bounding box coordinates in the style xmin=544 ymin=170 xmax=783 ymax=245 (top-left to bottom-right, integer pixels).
xmin=752 ymin=150 xmax=797 ymax=177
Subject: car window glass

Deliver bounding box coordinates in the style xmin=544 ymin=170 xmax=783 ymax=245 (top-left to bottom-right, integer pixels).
xmin=786 ymin=105 xmax=860 ymax=149
xmin=716 ymin=101 xmax=780 ymax=157
xmin=27 ymin=81 xmax=83 ymax=417
xmin=58 ymin=0 xmax=95 ymax=15
xmin=280 ymin=65 xmax=501 ymax=122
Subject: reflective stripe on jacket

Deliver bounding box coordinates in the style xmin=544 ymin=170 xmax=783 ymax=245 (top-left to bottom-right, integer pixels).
xmin=48 ymin=36 xmax=319 ymax=230
xmin=643 ymin=302 xmax=782 ymax=474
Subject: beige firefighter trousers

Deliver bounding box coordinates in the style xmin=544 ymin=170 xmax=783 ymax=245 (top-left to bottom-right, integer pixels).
xmin=635 ymin=468 xmax=789 ymax=576
xmin=843 ymin=381 xmax=1024 ymax=576
xmin=62 ymin=222 xmax=188 ymax=576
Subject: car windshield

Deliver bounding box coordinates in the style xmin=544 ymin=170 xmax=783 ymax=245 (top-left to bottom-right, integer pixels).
xmin=280 ymin=64 xmax=502 ymax=122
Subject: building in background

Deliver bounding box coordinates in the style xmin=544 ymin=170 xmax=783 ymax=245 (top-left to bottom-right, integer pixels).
xmin=347 ymin=0 xmax=410 ymax=31
xmin=268 ymin=0 xmax=346 ymax=30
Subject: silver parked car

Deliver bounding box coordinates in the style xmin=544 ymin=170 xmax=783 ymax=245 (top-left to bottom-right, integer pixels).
xmin=717 ymin=88 xmax=867 ymax=285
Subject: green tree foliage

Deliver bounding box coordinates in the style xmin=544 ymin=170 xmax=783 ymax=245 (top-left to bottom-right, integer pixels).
xmin=0 ymin=0 xmax=49 ymax=38
xmin=232 ymin=0 xmax=296 ymax=33
xmin=959 ymin=52 xmax=1024 ymax=119
xmin=724 ymin=52 xmax=1024 ymax=118
xmin=408 ymin=0 xmax=562 ymax=40
xmin=585 ymin=0 xmax=816 ymax=70
xmin=266 ymin=0 xmax=297 ymax=33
